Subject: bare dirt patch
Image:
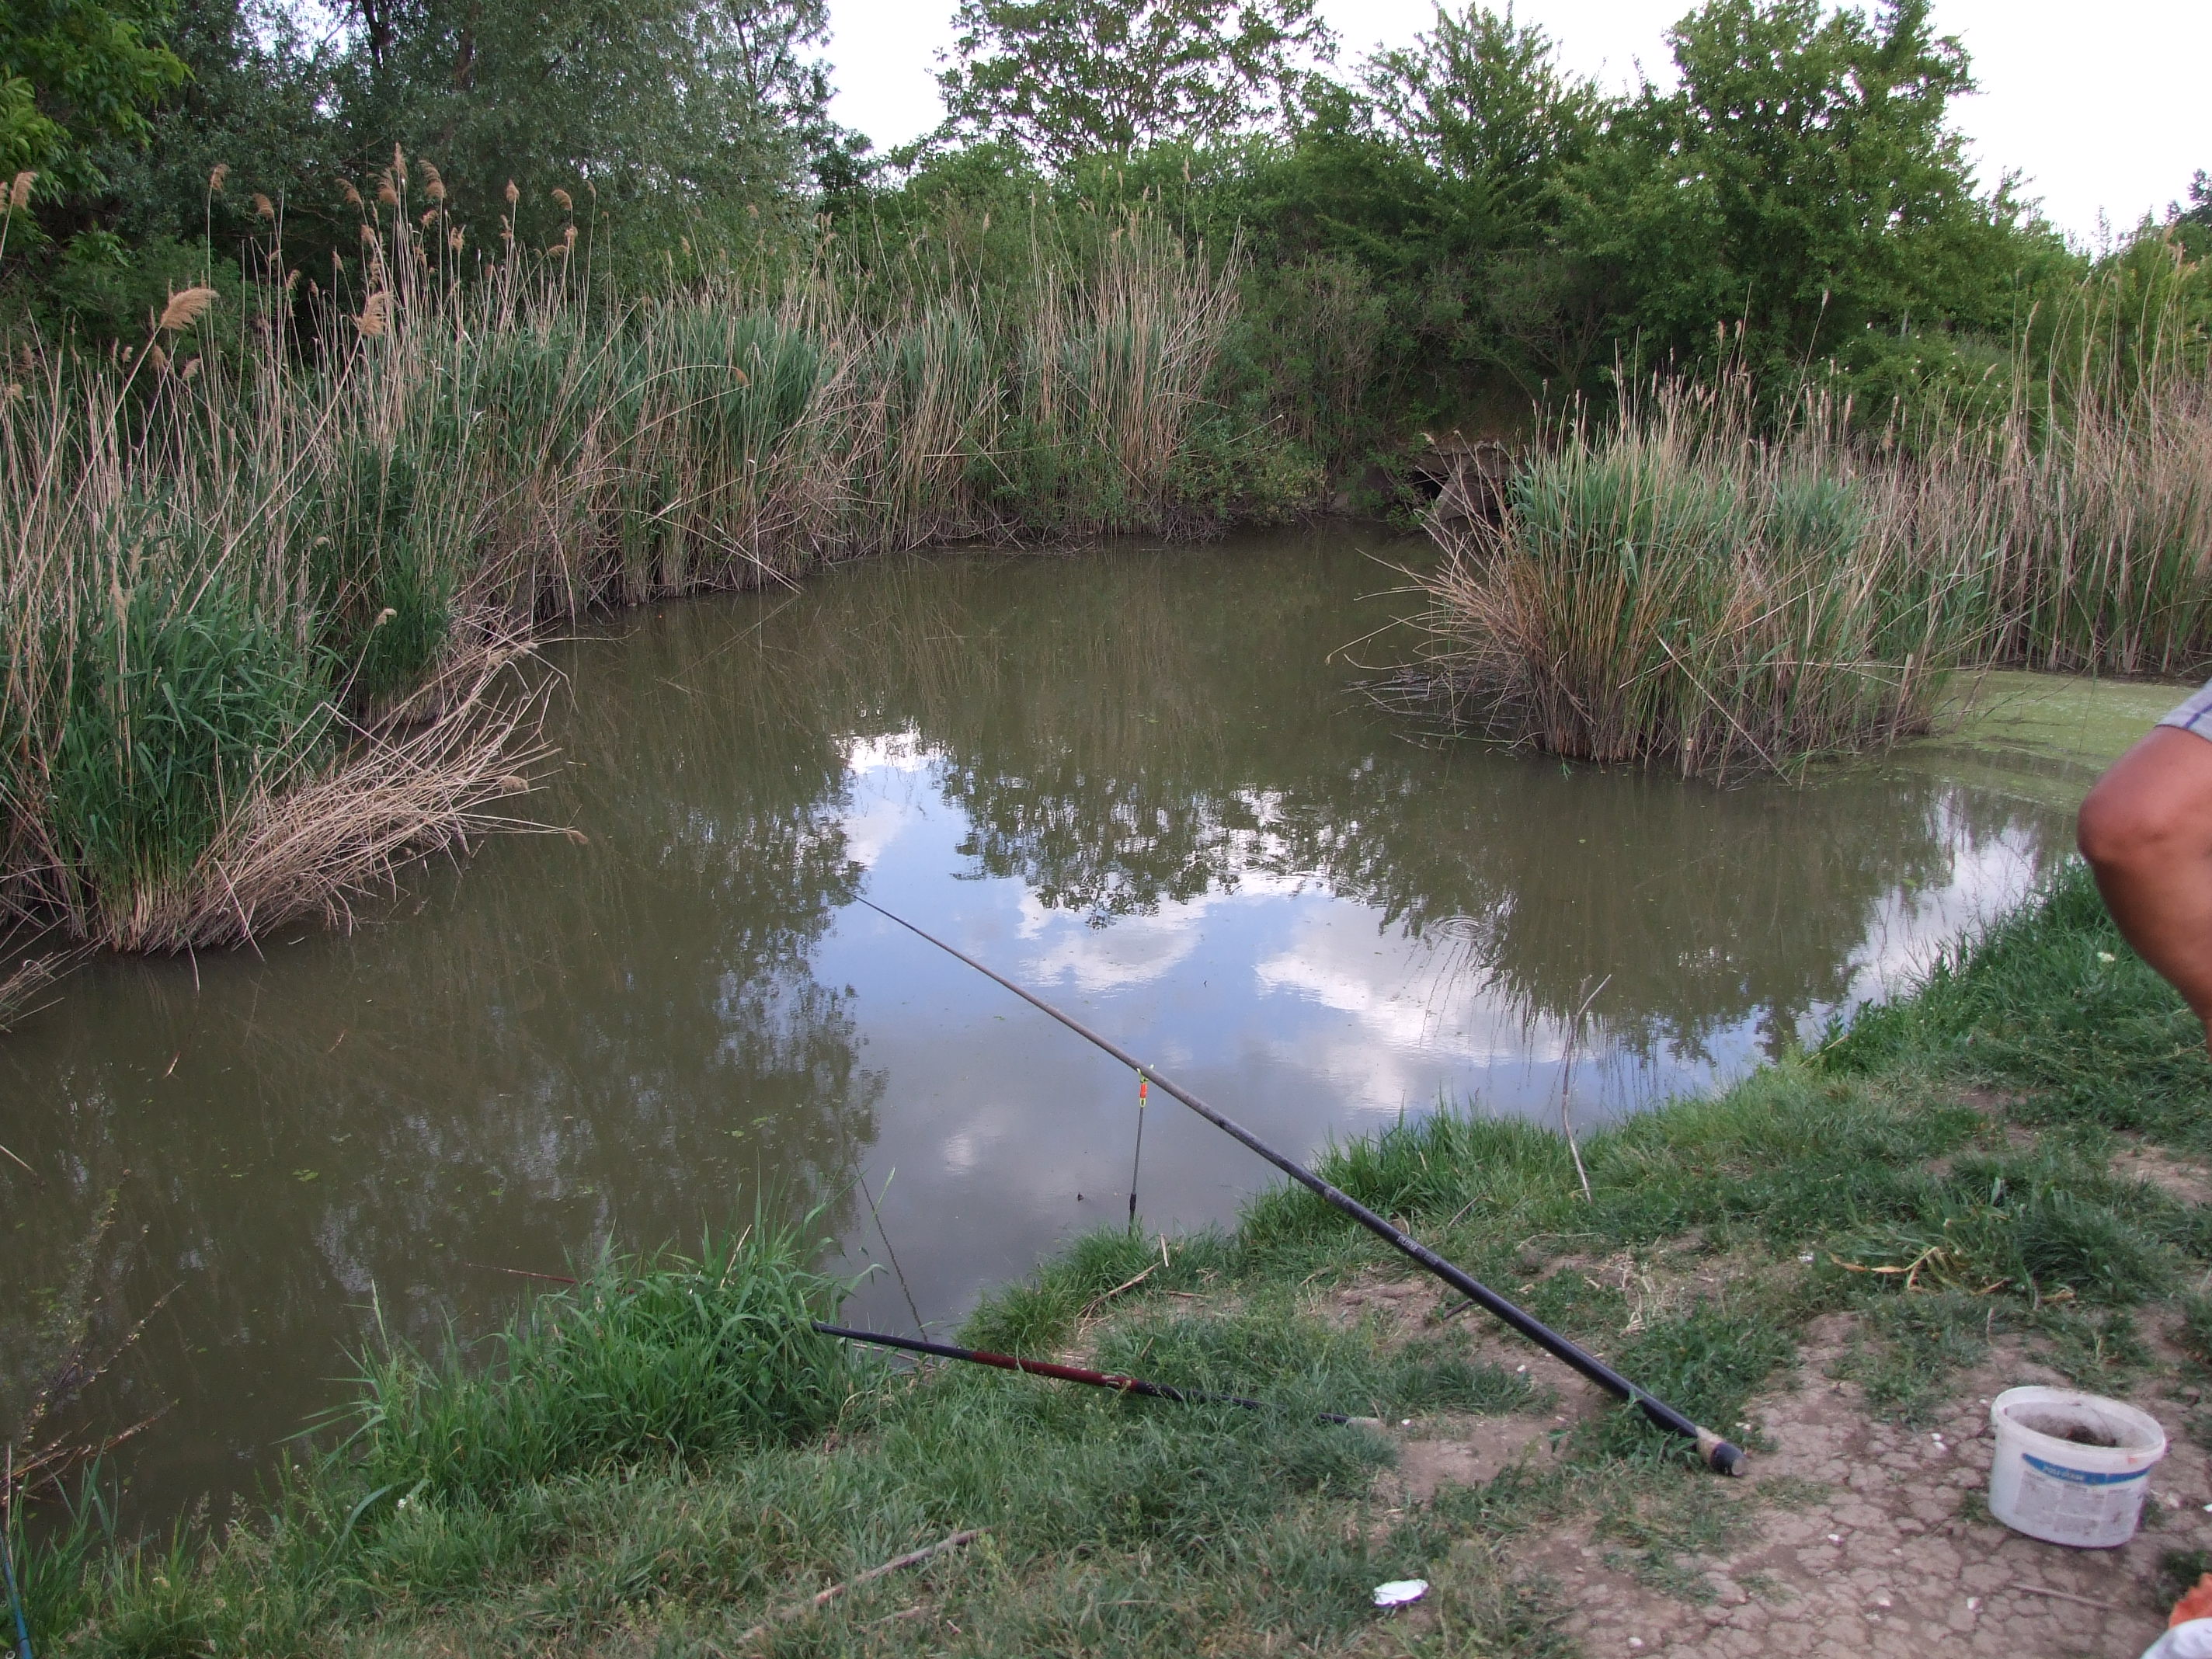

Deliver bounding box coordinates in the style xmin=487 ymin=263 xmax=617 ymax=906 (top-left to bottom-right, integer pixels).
xmin=2112 ymin=1140 xmax=2212 ymax=1207
xmin=1500 ymin=1313 xmax=2211 ymax=1657
xmin=1388 ymin=1412 xmax=1568 ymax=1504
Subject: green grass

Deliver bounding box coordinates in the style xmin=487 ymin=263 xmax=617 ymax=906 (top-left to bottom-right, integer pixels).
xmin=343 ymin=1221 xmax=857 ymax=1507
xmin=17 ymin=858 xmax=2212 ymax=1654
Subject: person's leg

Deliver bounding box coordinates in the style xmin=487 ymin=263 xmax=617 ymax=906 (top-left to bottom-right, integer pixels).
xmin=2078 ymin=725 xmax=2212 ymax=1049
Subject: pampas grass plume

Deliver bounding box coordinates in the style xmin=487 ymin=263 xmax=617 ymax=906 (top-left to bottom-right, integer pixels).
xmin=377 ymin=179 xmax=399 ymax=207
xmin=354 ymin=292 xmax=391 ymax=339
xmin=551 ymin=187 xmax=572 ymax=212
xmin=343 ymin=180 xmax=363 ymax=208
xmin=158 ymin=286 xmax=220 ymax=332
xmin=252 ymin=193 xmax=274 ymax=220
xmin=207 ymin=163 xmax=228 ymax=193
xmin=7 ymin=172 xmax=32 ymax=211
xmin=504 ymin=179 xmax=519 ymax=205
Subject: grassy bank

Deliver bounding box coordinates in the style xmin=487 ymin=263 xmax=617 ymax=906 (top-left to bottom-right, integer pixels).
xmin=0 ymin=187 xmax=1285 ymax=955
xmin=13 ymin=857 xmax=2212 ymax=1654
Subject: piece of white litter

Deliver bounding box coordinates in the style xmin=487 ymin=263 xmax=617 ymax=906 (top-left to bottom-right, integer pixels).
xmin=1827 ymin=1533 xmax=1842 ymax=1543
xmin=1798 ymin=1253 xmax=1815 ymax=1264
xmin=1372 ymin=1580 xmax=1428 ymax=1609
xmin=1967 ymin=1598 xmax=1981 ymax=1612
xmin=1401 ymin=1418 xmax=1413 ymax=1428
xmin=1628 ymin=1640 xmax=1644 ymax=1650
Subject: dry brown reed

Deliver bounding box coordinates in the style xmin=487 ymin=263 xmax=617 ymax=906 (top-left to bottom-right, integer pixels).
xmin=156 ymin=287 xmax=219 ymax=331
xmin=97 ymin=663 xmax=558 ymax=954
xmin=0 ymin=197 xmax=1244 ymax=955
xmin=0 ymin=949 xmax=72 ymax=1031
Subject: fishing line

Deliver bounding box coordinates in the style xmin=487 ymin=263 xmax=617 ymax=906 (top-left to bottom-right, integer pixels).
xmin=860 ymin=1169 xmax=925 ymax=1337
xmin=856 ymin=896 xmax=1747 ymax=1475
xmin=1126 ymin=1073 xmax=1148 ymax=1226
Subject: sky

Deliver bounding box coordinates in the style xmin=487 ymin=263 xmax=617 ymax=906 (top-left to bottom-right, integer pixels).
xmin=823 ymin=0 xmax=2210 ymax=249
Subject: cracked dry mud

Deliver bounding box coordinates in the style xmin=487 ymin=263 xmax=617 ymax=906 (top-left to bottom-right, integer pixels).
xmin=1388 ymin=1303 xmax=2208 ymax=1657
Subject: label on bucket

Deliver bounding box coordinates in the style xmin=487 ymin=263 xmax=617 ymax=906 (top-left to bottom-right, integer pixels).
xmin=2010 ymin=1454 xmax=2149 ymax=1543
xmin=2022 ymin=1454 xmax=2151 ymax=1487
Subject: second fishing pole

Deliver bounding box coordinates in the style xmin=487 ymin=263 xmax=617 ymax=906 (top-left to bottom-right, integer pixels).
xmin=860 ymin=898 xmax=1746 ymax=1476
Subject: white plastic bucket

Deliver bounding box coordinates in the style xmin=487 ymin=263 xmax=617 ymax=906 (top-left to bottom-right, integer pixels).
xmin=1988 ymin=1385 xmax=2166 ymax=1547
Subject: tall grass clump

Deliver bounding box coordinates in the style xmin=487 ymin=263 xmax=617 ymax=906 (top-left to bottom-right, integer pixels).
xmin=0 ymin=311 xmax=549 ymax=950
xmin=1404 ymin=254 xmax=2212 ymax=774
xmin=347 ymin=1223 xmax=854 ymax=1504
xmin=0 ymin=167 xmax=1254 ymax=955
xmin=1973 ymin=259 xmax=2212 ymax=675
xmin=1411 ymin=377 xmax=1993 ymax=780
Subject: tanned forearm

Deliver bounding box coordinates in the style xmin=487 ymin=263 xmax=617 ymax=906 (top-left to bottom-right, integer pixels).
xmin=2078 ymin=727 xmax=2212 ymax=1049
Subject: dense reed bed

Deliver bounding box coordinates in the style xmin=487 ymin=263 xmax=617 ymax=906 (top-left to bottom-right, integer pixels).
xmin=1983 ymin=283 xmax=2212 ymax=675
xmin=0 ymin=179 xmax=1250 ymax=951
xmin=1409 ymin=380 xmax=1991 ymax=780
xmin=1411 ymin=286 xmax=2212 ymax=779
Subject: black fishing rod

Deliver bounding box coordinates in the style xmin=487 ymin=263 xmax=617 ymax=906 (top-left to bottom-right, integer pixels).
xmin=813 ymin=1323 xmax=1362 ymax=1424
xmin=857 ymin=899 xmax=1746 ymax=1475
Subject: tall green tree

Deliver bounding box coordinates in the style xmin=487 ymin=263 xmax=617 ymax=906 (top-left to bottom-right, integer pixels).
xmin=937 ymin=0 xmax=1334 ymax=168
xmin=1 ymin=0 xmax=186 ymax=193
xmin=331 ymin=0 xmax=833 ymax=244
xmin=2175 ymin=170 xmax=2211 ymax=259
xmin=1362 ymin=5 xmax=1595 ymax=249
xmin=1558 ymin=0 xmax=2036 ymax=367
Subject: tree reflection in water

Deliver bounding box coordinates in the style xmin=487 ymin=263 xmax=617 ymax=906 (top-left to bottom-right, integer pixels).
xmin=750 ymin=537 xmax=2059 ymax=1062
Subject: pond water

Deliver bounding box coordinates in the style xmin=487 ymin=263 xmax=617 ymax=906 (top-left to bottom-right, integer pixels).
xmin=0 ymin=527 xmax=2182 ymax=1523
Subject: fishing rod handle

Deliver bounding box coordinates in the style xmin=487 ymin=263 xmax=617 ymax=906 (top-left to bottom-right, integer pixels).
xmin=1182 ymin=1097 xmax=1744 ymax=1473
xmin=813 ymin=1323 xmax=1351 ymax=1422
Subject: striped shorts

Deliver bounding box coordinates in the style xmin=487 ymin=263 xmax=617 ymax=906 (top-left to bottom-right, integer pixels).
xmin=2159 ymin=680 xmax=2212 ymax=741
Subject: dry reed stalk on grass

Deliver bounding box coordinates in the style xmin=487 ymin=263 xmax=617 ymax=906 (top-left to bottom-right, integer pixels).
xmin=94 ymin=661 xmax=557 ymax=953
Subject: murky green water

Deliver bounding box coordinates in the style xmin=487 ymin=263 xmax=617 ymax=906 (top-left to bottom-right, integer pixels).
xmin=0 ymin=529 xmax=2182 ymax=1522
